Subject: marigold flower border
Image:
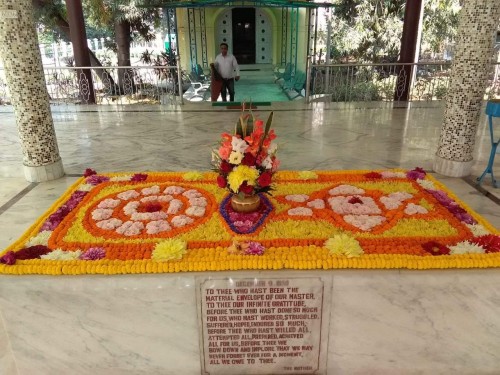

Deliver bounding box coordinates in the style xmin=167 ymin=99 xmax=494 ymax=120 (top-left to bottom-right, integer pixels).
xmin=1 ymin=170 xmax=499 ymax=276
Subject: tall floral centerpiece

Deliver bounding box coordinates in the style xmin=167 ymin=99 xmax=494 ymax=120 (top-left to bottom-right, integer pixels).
xmin=213 ymin=109 xmax=279 ymax=213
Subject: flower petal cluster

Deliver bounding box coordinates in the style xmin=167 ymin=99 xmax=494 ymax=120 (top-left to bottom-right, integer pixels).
xmin=325 ymin=234 xmax=364 ymax=258
xmin=151 ymin=239 xmax=187 ymax=261
xmin=213 ymin=110 xmax=278 ymax=195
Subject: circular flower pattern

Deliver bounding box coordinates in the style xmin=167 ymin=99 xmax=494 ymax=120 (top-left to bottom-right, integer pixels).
xmin=86 ymin=185 xmax=212 ymax=237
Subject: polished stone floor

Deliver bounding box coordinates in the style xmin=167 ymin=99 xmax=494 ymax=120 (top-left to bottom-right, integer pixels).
xmin=0 ymin=102 xmax=499 ymax=374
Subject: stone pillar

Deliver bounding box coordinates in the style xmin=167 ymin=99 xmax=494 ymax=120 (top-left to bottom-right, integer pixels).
xmin=434 ymin=1 xmax=500 ymax=177
xmin=0 ymin=0 xmax=64 ymax=182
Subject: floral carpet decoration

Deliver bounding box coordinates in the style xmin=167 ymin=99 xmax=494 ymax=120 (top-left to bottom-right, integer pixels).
xmin=1 ymin=168 xmax=499 ymax=275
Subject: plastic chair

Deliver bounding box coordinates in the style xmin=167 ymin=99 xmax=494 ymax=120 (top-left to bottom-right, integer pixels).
xmin=477 ymin=99 xmax=500 ymax=187
xmin=275 ymin=63 xmax=294 ymax=83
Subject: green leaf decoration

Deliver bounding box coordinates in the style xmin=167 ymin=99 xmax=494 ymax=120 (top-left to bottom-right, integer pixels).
xmin=265 ymin=111 xmax=274 ymax=136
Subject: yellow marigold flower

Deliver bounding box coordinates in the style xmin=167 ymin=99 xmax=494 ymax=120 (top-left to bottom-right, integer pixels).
xmin=227 ymin=165 xmax=259 ymax=192
xmin=152 ymin=239 xmax=187 ymax=262
xmin=183 ymin=171 xmax=204 ymax=181
xmin=325 ymin=234 xmax=364 ymax=258
xmin=298 ymin=171 xmax=318 ymax=180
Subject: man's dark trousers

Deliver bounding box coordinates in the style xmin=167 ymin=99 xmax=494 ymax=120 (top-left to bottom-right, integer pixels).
xmin=221 ymin=78 xmax=235 ymax=102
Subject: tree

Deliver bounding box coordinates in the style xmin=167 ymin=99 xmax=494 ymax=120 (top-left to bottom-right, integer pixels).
xmin=421 ymin=0 xmax=461 ymax=58
xmin=32 ymin=0 xmax=117 ymax=90
xmin=326 ymin=0 xmax=461 ymax=63
xmin=83 ymin=0 xmax=161 ymax=92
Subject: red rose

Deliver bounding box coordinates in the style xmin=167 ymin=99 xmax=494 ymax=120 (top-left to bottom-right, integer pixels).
xmin=241 ymin=153 xmax=256 ymax=166
xmin=258 ymin=172 xmax=272 ymax=187
xmin=217 ymin=175 xmax=227 ymax=188
xmin=239 ymin=181 xmax=254 ymax=195
xmin=220 ymin=161 xmax=233 ymax=173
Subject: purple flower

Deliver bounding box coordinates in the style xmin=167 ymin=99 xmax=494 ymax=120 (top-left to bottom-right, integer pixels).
xmin=427 ymin=190 xmax=477 ymax=225
xmin=0 ymin=251 xmax=16 ymax=265
xmin=83 ymin=168 xmax=97 ymax=177
xmin=407 ymin=167 xmax=426 ymax=180
xmin=86 ymin=175 xmax=110 ymax=185
xmin=131 ymin=173 xmax=148 ymax=182
xmin=40 ymin=191 xmax=88 ymax=231
xmin=80 ymin=247 xmax=106 ymax=260
xmin=244 ymin=242 xmax=265 ymax=256
xmin=427 ymin=189 xmax=454 ymax=206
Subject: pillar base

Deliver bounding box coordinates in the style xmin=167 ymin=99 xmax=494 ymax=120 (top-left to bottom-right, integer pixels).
xmin=433 ymin=155 xmax=474 ymax=178
xmin=24 ymin=159 xmax=65 ymax=182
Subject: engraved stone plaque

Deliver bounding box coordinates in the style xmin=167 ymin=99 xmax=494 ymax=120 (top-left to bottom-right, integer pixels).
xmin=197 ymin=276 xmax=331 ymax=375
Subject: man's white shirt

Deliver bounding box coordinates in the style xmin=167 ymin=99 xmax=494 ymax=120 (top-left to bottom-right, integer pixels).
xmin=214 ymin=54 xmax=240 ymax=79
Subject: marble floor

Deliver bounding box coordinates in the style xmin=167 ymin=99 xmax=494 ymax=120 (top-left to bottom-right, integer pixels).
xmin=0 ymin=102 xmax=499 ymax=374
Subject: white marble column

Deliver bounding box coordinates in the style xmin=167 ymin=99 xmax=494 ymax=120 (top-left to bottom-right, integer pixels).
xmin=0 ymin=0 xmax=64 ymax=182
xmin=433 ymin=0 xmax=500 ymax=177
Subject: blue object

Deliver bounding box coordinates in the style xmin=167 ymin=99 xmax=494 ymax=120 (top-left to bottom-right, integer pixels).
xmin=477 ymin=100 xmax=500 ymax=188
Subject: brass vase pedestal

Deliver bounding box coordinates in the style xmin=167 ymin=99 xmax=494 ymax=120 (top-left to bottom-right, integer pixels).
xmin=230 ymin=194 xmax=261 ymax=213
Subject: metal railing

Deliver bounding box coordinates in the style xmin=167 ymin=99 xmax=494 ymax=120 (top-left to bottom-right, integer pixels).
xmin=0 ymin=59 xmax=186 ymax=106
xmin=305 ymin=61 xmax=500 ymax=103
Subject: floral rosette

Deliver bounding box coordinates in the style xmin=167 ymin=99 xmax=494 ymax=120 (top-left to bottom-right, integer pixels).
xmin=213 ymin=109 xmax=279 ymax=197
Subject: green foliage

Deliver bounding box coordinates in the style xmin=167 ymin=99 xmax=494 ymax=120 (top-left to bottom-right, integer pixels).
xmin=421 ymin=0 xmax=461 ymax=55
xmin=326 ymin=0 xmax=461 ymax=62
xmin=83 ymin=0 xmax=161 ymax=45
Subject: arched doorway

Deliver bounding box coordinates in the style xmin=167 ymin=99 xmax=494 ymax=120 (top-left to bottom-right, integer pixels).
xmin=215 ymin=8 xmax=272 ymax=64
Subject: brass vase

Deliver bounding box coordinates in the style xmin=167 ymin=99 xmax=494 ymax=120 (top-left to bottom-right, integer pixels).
xmin=230 ymin=194 xmax=261 ymax=213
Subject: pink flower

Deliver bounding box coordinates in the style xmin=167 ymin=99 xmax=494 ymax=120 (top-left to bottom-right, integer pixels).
xmin=271 ymin=158 xmax=280 ymax=172
xmin=80 ymin=247 xmax=106 ymax=260
xmin=407 ymin=167 xmax=426 ymax=180
xmin=219 ymin=145 xmax=231 ymax=160
xmin=244 ymin=242 xmax=265 ymax=256
xmin=86 ymin=175 xmax=110 ymax=185
xmin=0 ymin=251 xmax=16 ymax=265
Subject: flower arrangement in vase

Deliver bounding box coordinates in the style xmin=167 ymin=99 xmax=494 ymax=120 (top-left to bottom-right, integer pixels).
xmin=213 ymin=107 xmax=279 ymax=213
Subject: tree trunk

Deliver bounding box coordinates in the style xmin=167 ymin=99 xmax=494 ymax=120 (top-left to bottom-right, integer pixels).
xmin=114 ymin=19 xmax=135 ymax=94
xmin=32 ymin=0 xmax=118 ymax=93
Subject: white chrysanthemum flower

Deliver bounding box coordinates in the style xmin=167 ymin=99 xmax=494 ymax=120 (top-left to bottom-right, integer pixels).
xmin=449 ymin=241 xmax=485 ymax=255
xmin=231 ymin=136 xmax=248 ymax=154
xmin=41 ymin=249 xmax=82 ymax=260
xmin=77 ymin=184 xmax=94 ymax=192
xmin=416 ymin=179 xmax=436 ymax=190
xmin=26 ymin=231 xmax=52 ymax=246
xmin=466 ymin=224 xmax=490 ymax=237
xmin=229 ymin=151 xmax=244 ymax=165
xmin=261 ymin=155 xmax=273 ymax=169
xmin=110 ymin=175 xmax=132 ymax=182
xmin=269 ymin=142 xmax=278 ymax=154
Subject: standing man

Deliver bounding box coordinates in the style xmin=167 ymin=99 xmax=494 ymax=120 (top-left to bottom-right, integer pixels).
xmin=214 ymin=42 xmax=240 ymax=102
